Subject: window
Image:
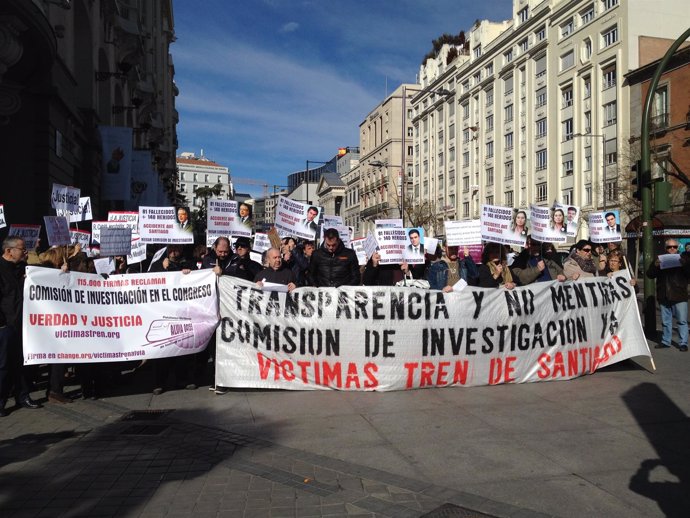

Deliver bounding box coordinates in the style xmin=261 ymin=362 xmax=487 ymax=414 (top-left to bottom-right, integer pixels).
xmin=585 ymin=184 xmax=592 ymax=205
xmin=580 ymin=5 xmax=594 ymax=24
xmin=474 ymin=45 xmax=482 ymax=59
xmin=504 ymin=49 xmax=513 ymax=64
xmin=463 ymin=129 xmax=470 ymax=143
xmin=605 ymin=181 xmax=618 ymax=202
xmin=438 ymin=151 xmax=444 ymax=165
xmin=462 ymin=80 xmax=470 ymax=92
xmin=536 ymin=182 xmax=548 ymax=202
xmin=561 ymin=18 xmax=574 ymax=39
xmin=584 ymin=111 xmax=591 ymax=133
xmin=487 ymin=167 xmax=494 ymax=186
xmin=604 ymin=101 xmax=617 ymax=126
xmin=180 ymin=172 xmax=186 ymax=181
xmin=562 ymin=118 xmax=573 ymax=141
xmin=504 ymin=76 xmax=513 ymax=95
xmin=505 ymin=190 xmax=514 ymax=207
xmin=536 ymin=118 xmax=547 ymax=138
xmin=518 ymin=6 xmax=529 ymax=23
xmin=584 ymin=146 xmax=592 ymax=171
xmin=463 ymin=151 xmax=470 ymax=167
xmin=485 ymin=63 xmax=494 ymax=76
xmin=583 ymin=38 xmax=593 ymax=61
xmin=562 ymin=188 xmax=573 ymax=205
xmin=602 ymin=25 xmax=618 ymax=48
xmin=536 ymin=87 xmax=547 ymax=107
xmin=193 ymin=173 xmax=198 ymax=181
xmin=536 ymin=149 xmax=547 ymax=171
xmin=504 ymin=104 xmax=513 ymax=122
xmin=486 ymin=114 xmax=494 ymax=131
xmin=560 ymin=50 xmax=575 ymax=71
xmin=486 ymin=88 xmax=494 ymax=106
xmin=407 ymin=127 xmax=414 ymax=137
xmin=505 ymin=132 xmax=513 ymax=150
xmin=562 ymin=86 xmax=573 ymax=108
xmin=179 ymin=183 xmax=186 ymax=192
xmin=463 ymin=202 xmax=470 ymax=218
xmin=583 ymin=76 xmax=591 ymax=99
xmin=536 ymin=25 xmax=546 ymax=41
xmin=448 ymin=101 xmax=455 ymax=117
xmin=486 ymin=141 xmax=494 ymax=158
xmin=562 ymin=152 xmax=574 ymax=175
xmin=462 ymin=103 xmax=470 ymax=119
xmin=463 ymin=176 xmax=470 ymax=192
xmin=407 ymin=108 xmax=413 ymax=120
xmin=535 ymin=55 xmax=547 ymax=78
xmin=603 ymin=64 xmax=616 ymax=89
xmin=603 ymin=0 xmax=618 ymax=10
xmin=606 ymin=138 xmax=617 ymax=164
xmin=505 ymin=161 xmax=514 ymax=180
xmin=652 ymin=85 xmax=669 ymax=130
xmin=519 ymin=39 xmax=528 ymax=53
xmin=449 ymin=147 xmax=455 ymax=162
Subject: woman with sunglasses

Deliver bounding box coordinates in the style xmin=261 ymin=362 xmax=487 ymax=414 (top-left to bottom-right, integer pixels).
xmin=563 ymin=240 xmax=600 ymax=280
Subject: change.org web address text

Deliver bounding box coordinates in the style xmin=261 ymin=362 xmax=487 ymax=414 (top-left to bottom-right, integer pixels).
xmin=54 ymin=329 xmax=121 ymax=339
xmin=27 ymin=350 xmax=145 ymax=361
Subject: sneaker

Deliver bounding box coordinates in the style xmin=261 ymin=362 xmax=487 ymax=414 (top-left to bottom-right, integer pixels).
xmin=215 ymin=387 xmax=229 ymax=395
xmin=680 ymin=345 xmax=688 ymax=352
xmin=152 ymin=387 xmax=164 ymax=395
xmin=208 ymin=385 xmax=216 ymax=391
xmin=654 ymin=344 xmax=671 ymax=349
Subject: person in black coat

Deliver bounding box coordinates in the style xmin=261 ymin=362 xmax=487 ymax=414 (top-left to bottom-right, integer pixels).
xmin=309 ymin=228 xmax=360 ymax=287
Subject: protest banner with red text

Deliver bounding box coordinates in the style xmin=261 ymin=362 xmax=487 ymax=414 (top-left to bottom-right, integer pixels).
xmin=23 ymin=268 xmax=218 ymax=364
xmin=215 ymin=272 xmax=651 ymax=391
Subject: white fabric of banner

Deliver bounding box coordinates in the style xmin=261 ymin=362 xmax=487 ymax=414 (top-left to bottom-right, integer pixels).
xmin=215 ymin=273 xmax=651 ymax=391
xmin=23 ymin=268 xmax=218 ymax=364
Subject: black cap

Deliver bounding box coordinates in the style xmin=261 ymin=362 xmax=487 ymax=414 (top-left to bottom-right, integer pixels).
xmin=234 ymin=237 xmax=251 ymax=248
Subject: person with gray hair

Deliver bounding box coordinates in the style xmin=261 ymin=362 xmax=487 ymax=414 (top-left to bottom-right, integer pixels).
xmin=1 ymin=236 xmax=42 ymax=416
xmin=647 ymin=238 xmax=690 ymax=351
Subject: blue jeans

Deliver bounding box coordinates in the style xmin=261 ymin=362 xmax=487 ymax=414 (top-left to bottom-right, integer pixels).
xmin=660 ymin=301 xmax=688 ymax=347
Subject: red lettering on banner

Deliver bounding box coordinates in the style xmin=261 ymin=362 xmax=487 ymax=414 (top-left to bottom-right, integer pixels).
xmin=345 ymin=363 xmax=360 ymax=389
xmin=364 ymin=363 xmax=378 ymax=389
xmin=405 ymin=361 xmax=470 ymax=388
xmin=536 ymin=337 xmax=623 ymax=380
xmin=488 ymin=356 xmax=516 ymax=385
xmin=29 ymin=313 xmax=78 ymax=326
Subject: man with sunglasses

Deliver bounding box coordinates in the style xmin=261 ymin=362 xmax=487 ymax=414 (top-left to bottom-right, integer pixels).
xmin=647 ymin=239 xmax=690 ymax=351
xmin=1 ymin=237 xmax=42 ymax=416
xmin=202 ymin=236 xmax=261 ymax=282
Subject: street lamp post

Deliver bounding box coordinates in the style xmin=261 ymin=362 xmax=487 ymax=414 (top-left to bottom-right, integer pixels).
xmin=574 ymin=133 xmax=607 ymax=210
xmin=400 ymin=85 xmax=453 ymax=226
xmin=305 ymin=160 xmax=329 ymax=205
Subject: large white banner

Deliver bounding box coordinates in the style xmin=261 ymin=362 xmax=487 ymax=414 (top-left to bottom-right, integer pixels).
xmin=215 ymin=273 xmax=651 ymax=391
xmin=23 ymin=268 xmax=218 ymax=365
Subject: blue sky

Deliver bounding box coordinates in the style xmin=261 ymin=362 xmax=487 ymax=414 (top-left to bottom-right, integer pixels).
xmin=172 ymin=0 xmax=513 ymax=198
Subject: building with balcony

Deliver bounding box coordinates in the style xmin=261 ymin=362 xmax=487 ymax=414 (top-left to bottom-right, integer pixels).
xmin=411 ymin=0 xmax=690 ymax=239
xmin=627 ymin=40 xmax=690 ymax=212
xmin=358 ymin=83 xmax=418 ymax=235
xmin=0 ymin=0 xmax=177 ymax=228
xmin=176 ymin=151 xmax=232 ymax=211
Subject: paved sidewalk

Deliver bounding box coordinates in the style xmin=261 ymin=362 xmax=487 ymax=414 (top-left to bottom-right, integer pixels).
xmin=1 ymin=333 xmax=689 ymax=517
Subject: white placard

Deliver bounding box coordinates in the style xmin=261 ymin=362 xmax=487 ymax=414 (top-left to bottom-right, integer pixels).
xmin=9 ymin=225 xmax=41 ymax=249
xmin=0 ymin=204 xmax=7 ymax=229
xmin=274 ymin=197 xmax=321 ymax=240
xmin=68 ymin=197 xmax=93 ymax=223
xmin=43 ymin=216 xmax=71 ymax=246
xmin=374 ymin=227 xmax=406 ymax=265
xmin=253 ymin=233 xmax=271 ymax=253
xmin=51 ymin=184 xmax=81 ymax=213
xmin=659 ymin=254 xmax=682 ymax=270
xmin=402 ymin=227 xmax=425 ymax=264
xmin=445 ymin=220 xmax=482 ymax=247
xmin=70 ymin=229 xmax=91 ymax=250
xmin=480 ymin=204 xmax=527 ymax=247
xmin=99 ymin=227 xmax=133 ymax=257
xmin=127 ymin=237 xmax=147 ymax=265
xmin=589 ymin=211 xmax=622 ymax=243
xmin=138 ymin=206 xmax=194 ymax=244
xmin=208 ymin=200 xmax=250 ymax=237
xmin=350 ymin=238 xmax=368 ymax=266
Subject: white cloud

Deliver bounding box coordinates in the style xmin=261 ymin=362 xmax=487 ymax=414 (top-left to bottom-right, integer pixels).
xmin=279 ymin=21 xmax=299 ymax=33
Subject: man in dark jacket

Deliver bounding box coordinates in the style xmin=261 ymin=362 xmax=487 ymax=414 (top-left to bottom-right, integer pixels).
xmin=202 ymin=236 xmax=261 ymax=281
xmin=255 ymin=248 xmax=297 ymax=292
xmin=1 ymin=237 xmax=42 ymax=416
xmin=309 ymin=228 xmax=360 ymax=287
xmin=647 ymin=239 xmax=690 ymax=351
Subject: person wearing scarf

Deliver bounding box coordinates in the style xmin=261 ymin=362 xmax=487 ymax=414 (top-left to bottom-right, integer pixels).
xmin=478 ymin=242 xmax=516 ymax=289
xmin=563 ymin=240 xmax=600 ymax=280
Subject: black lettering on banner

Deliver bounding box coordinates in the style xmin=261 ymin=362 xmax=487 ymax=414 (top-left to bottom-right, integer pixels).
xmin=472 ymin=291 xmax=484 ymax=319
xmin=504 ymin=289 xmax=535 ymax=317
xmin=600 ymin=311 xmax=619 ymax=339
xmin=615 ymin=276 xmax=632 ymax=298
xmin=365 ymin=329 xmax=395 ymax=357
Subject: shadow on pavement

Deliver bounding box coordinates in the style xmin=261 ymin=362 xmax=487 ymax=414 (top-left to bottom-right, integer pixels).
xmin=624 ymin=382 xmax=690 ymax=517
xmin=0 ymin=408 xmax=277 ymax=517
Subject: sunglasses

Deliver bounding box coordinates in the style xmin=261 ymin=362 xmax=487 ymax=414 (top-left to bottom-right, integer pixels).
xmin=666 ymin=245 xmax=679 ymax=250
xmin=581 ymin=248 xmax=592 ymax=252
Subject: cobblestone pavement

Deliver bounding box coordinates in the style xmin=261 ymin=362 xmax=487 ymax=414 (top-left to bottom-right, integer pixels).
xmin=0 ymin=396 xmax=543 ymax=518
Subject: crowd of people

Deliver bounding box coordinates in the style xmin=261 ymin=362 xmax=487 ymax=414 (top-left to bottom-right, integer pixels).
xmin=1 ymin=228 xmax=687 ymax=417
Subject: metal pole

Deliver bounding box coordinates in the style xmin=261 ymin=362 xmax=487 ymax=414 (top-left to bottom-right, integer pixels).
xmin=305 ymin=160 xmax=309 ymax=205
xmin=602 ymin=135 xmax=607 ymax=211
xmin=401 ymin=86 xmax=406 ymax=225
xmin=640 ymin=26 xmax=690 ymax=336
